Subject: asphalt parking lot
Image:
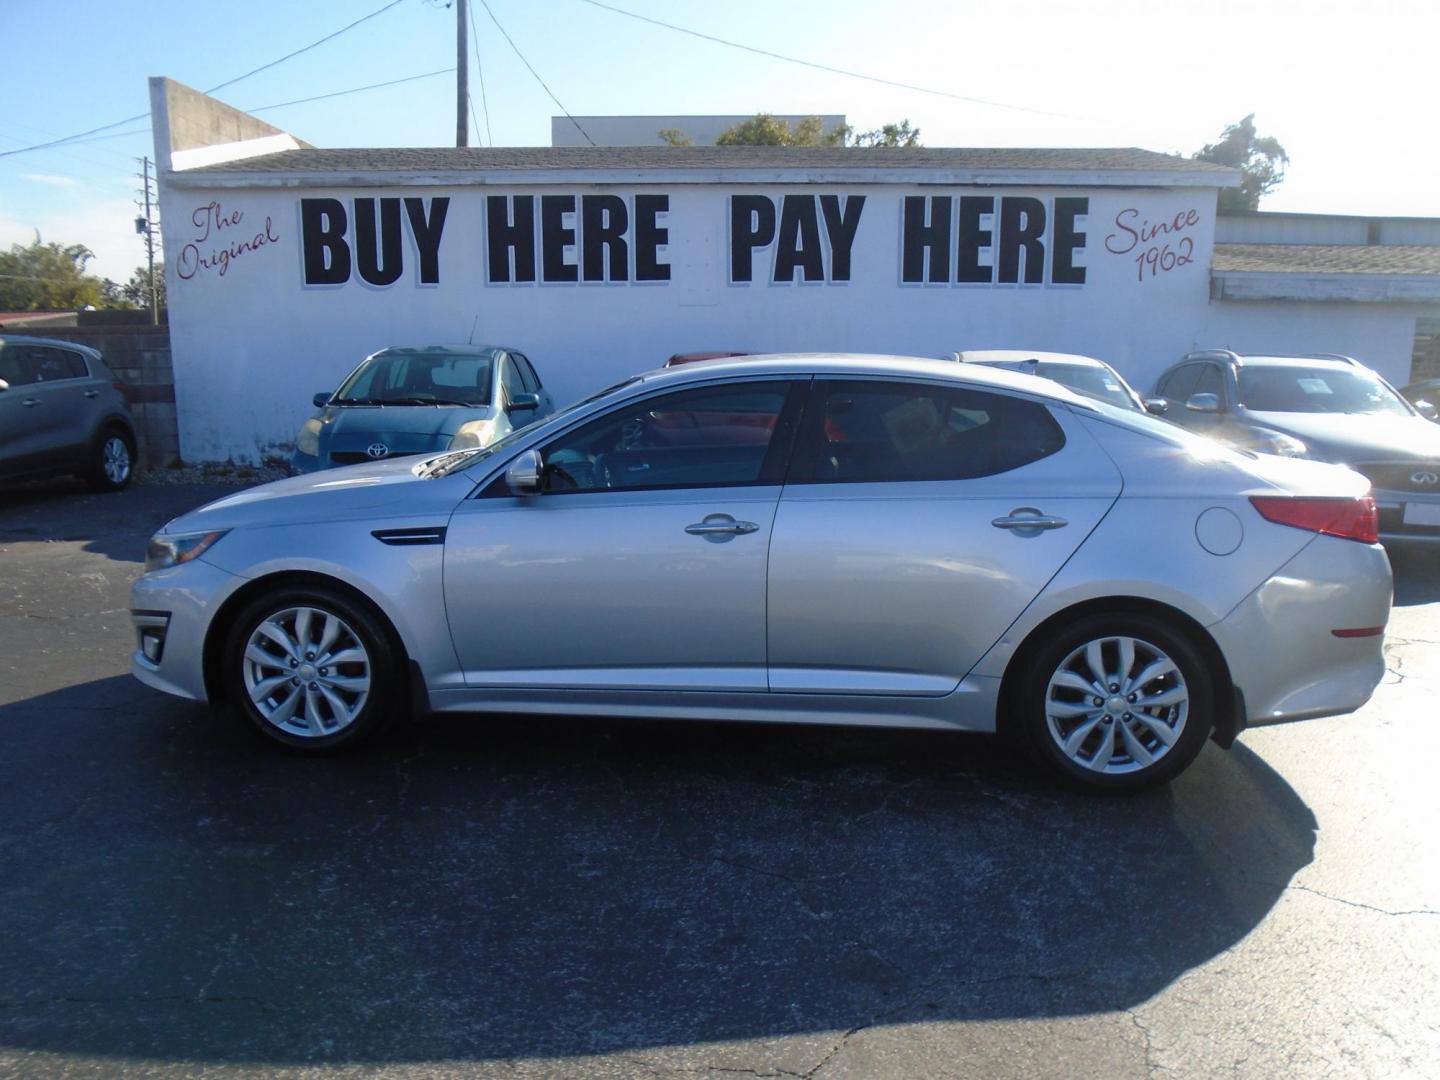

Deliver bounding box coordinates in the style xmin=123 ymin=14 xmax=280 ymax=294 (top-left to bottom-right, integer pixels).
xmin=1 ymin=479 xmax=1437 ymax=1079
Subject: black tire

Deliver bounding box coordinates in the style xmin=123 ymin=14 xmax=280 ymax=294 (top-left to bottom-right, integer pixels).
xmin=1012 ymin=612 xmax=1214 ymax=793
xmin=86 ymin=426 xmax=136 ymax=492
xmin=221 ymin=585 xmax=407 ymax=752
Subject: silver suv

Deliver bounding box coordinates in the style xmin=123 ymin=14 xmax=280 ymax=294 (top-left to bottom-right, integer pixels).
xmin=1154 ymin=349 xmax=1440 ymax=544
xmin=0 ymin=335 xmax=137 ymax=492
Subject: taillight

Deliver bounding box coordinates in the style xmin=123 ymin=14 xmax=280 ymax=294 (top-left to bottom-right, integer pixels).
xmin=1249 ymin=495 xmax=1378 ymax=544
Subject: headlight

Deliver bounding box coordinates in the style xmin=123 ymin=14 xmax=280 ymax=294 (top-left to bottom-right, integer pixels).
xmin=1255 ymin=432 xmax=1308 ymax=457
xmin=296 ymin=418 xmax=323 ymax=457
xmin=145 ymin=530 xmax=228 ymax=573
xmin=450 ymin=419 xmax=497 ymax=450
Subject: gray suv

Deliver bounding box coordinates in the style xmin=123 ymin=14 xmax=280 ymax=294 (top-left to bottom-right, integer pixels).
xmin=0 ymin=335 xmax=137 ymax=492
xmin=1154 ymin=349 xmax=1440 ymax=544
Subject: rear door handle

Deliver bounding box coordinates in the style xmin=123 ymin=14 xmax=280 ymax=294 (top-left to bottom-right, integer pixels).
xmin=685 ymin=514 xmax=760 ymax=539
xmin=83 ymin=390 xmax=100 ymax=399
xmin=992 ymin=508 xmax=1069 ymax=532
xmin=21 ymin=398 xmax=40 ymax=408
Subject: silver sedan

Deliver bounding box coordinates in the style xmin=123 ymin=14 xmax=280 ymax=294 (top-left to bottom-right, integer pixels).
xmin=130 ymin=355 xmax=1392 ymax=791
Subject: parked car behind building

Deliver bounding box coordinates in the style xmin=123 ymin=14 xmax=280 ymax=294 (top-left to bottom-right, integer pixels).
xmin=1154 ymin=350 xmax=1440 ymax=543
xmin=955 ymin=350 xmax=1161 ymax=414
xmin=0 ymin=334 xmax=137 ymax=491
xmin=291 ymin=345 xmax=553 ymax=473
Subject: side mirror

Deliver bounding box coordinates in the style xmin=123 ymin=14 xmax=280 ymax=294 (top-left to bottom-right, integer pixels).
xmin=0 ymin=378 xmax=9 ymax=393
xmin=505 ymin=449 xmax=542 ymax=494
xmin=1143 ymin=397 xmax=1168 ymax=415
xmin=1185 ymin=392 xmax=1221 ymax=414
xmin=508 ymin=392 xmax=540 ymax=413
xmin=313 ymin=392 xmax=332 ymax=408
xmin=1416 ymin=399 xmax=1438 ymax=421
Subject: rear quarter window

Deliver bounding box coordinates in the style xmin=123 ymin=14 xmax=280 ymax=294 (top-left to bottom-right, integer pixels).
xmin=791 ymin=380 xmax=1066 ymax=483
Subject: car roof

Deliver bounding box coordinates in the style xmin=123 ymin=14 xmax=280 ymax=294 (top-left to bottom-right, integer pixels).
xmin=1231 ymin=355 xmax=1361 ymax=371
xmin=370 ymin=344 xmax=500 ymax=359
xmin=0 ymin=334 xmax=103 ymax=359
xmin=633 ymin=352 xmax=1098 ymax=409
xmin=958 ymin=349 xmax=1111 ymax=369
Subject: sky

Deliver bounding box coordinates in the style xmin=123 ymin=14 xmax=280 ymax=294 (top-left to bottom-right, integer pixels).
xmin=2 ymin=0 xmax=1437 ymax=283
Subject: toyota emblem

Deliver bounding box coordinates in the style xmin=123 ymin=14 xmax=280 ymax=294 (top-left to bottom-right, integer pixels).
xmin=1412 ymin=469 xmax=1440 ymax=486
xmin=366 ymin=443 xmax=390 ymax=460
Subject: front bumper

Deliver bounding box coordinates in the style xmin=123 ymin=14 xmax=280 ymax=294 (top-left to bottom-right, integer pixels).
xmin=129 ymin=557 xmax=246 ymax=703
xmin=1211 ymin=534 xmax=1391 ymax=728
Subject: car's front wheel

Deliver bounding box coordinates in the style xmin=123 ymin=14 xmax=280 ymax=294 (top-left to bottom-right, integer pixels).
xmin=222 ymin=586 xmax=404 ymax=751
xmin=1015 ymin=613 xmax=1214 ymax=792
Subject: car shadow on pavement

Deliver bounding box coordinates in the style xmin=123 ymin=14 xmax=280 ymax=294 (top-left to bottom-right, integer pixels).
xmin=0 ymin=480 xmax=236 ymax=564
xmin=0 ymin=676 xmax=1316 ymax=1068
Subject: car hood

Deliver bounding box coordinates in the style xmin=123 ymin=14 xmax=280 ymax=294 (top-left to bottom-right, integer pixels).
xmin=320 ymin=403 xmax=494 ymax=438
xmin=1245 ymin=410 xmax=1440 ymax=464
xmin=161 ymin=456 xmax=474 ymax=534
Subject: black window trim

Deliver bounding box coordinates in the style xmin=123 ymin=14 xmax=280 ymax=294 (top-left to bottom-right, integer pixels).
xmin=783 ymin=375 xmax=1069 ymax=487
xmin=479 ymin=375 xmax=810 ymax=499
xmin=512 ymin=351 xmax=541 ymax=392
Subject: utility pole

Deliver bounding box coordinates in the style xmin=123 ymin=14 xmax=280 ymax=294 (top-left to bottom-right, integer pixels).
xmin=456 ymin=0 xmax=469 ymax=147
xmin=134 ymin=157 xmax=159 ymax=325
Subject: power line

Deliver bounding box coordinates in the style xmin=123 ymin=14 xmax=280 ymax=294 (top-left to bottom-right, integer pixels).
xmin=477 ymin=0 xmax=593 ymax=146
xmin=4 ymin=67 xmax=455 ymax=156
xmin=248 ymin=68 xmax=455 ymax=113
xmin=469 ymin=0 xmax=494 ymax=146
xmin=574 ymin=0 xmax=1075 ymax=120
xmin=0 ymin=0 xmax=410 ymax=160
xmin=205 ymin=0 xmax=408 ymax=96
xmin=467 ymin=91 xmax=482 ymax=146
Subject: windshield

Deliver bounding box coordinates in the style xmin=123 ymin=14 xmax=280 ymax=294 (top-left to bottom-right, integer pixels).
xmin=334 ymin=351 xmax=494 ymax=406
xmin=1037 ymin=363 xmax=1141 ymax=410
xmin=1238 ymin=366 xmax=1412 ymax=416
xmin=418 ymin=375 xmax=644 ymax=478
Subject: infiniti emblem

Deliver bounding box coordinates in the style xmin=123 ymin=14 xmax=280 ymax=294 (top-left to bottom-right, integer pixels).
xmin=366 ymin=443 xmax=390 ymax=460
xmin=1412 ymin=470 xmax=1440 ymax=486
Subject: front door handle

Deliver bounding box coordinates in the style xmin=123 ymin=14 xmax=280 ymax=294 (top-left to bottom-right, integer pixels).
xmin=685 ymin=514 xmax=760 ymax=540
xmin=83 ymin=390 xmax=100 ymax=399
xmin=992 ymin=508 xmax=1069 ymax=533
xmin=21 ymin=398 xmax=40 ymax=408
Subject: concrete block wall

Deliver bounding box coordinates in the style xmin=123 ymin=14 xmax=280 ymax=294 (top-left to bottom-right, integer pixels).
xmin=2 ymin=326 xmax=178 ymax=467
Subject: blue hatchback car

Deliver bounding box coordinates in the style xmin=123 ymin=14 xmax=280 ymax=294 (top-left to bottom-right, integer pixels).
xmin=291 ymin=345 xmax=554 ymax=473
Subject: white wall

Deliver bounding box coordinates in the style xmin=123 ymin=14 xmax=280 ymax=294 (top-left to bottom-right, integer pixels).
xmin=156 ymin=177 xmax=1419 ymax=463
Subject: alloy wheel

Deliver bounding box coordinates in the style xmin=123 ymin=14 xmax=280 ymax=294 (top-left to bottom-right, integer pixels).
xmin=1044 ymin=635 xmax=1189 ymax=774
xmin=241 ymin=606 xmax=372 ymax=738
xmin=102 ymin=436 xmax=132 ymax=486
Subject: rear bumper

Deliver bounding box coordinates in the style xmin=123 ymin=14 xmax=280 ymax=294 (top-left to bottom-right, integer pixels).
xmin=1211 ymin=535 xmax=1391 ymax=728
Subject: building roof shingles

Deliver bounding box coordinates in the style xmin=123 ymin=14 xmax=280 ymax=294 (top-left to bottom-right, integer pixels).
xmin=187 ymin=145 xmax=1235 ymax=176
xmin=1213 ymin=244 xmax=1440 ymax=276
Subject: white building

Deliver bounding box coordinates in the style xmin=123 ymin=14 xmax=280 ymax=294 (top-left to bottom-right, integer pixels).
xmin=150 ymin=78 xmax=1440 ymax=464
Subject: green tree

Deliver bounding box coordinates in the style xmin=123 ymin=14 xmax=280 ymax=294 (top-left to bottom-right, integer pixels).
xmin=657 ymin=127 xmax=693 ymax=147
xmin=846 ymin=120 xmax=921 ymax=148
xmin=1193 ymin=114 xmax=1288 ymax=212
xmin=0 ymin=239 xmax=109 ymax=311
xmin=121 ymin=263 xmax=165 ymax=311
xmin=716 ymin=113 xmax=846 ymax=147
xmin=713 ymin=113 xmax=921 ymax=148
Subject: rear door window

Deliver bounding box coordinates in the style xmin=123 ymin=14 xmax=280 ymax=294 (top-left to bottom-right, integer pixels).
xmin=788 ymin=380 xmax=1065 ymax=483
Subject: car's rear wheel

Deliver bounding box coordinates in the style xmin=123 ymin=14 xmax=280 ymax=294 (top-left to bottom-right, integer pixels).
xmin=222 ymin=586 xmax=403 ymax=751
xmin=1015 ymin=613 xmax=1213 ymax=792
xmin=87 ymin=427 xmax=135 ymax=492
